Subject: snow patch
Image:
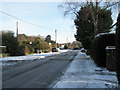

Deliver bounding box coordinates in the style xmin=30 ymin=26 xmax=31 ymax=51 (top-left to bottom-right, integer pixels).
xmin=95 ymin=33 xmax=115 ymax=38
xmin=0 ymin=50 xmax=68 ymax=66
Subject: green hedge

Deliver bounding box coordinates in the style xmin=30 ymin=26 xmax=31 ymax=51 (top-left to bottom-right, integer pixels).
xmin=91 ymin=33 xmax=115 ymax=67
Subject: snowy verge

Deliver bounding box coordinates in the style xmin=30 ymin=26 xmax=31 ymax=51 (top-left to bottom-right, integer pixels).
xmin=0 ymin=50 xmax=69 ymax=66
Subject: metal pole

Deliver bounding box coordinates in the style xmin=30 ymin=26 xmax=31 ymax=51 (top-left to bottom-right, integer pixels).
xmin=67 ymin=37 xmax=68 ymax=46
xmin=55 ymin=30 xmax=57 ymax=48
xmin=16 ymin=22 xmax=18 ymax=41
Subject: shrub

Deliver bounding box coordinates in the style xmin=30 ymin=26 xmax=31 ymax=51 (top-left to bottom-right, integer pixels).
xmin=91 ymin=33 xmax=115 ymax=67
xmin=2 ymin=30 xmax=21 ymax=56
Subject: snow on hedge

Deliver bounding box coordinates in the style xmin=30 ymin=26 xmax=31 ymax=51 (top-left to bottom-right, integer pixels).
xmin=95 ymin=33 xmax=115 ymax=38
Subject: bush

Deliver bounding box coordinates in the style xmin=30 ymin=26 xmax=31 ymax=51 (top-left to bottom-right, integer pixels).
xmin=16 ymin=46 xmax=25 ymax=56
xmin=2 ymin=47 xmax=6 ymax=53
xmin=2 ymin=31 xmax=21 ymax=56
xmin=64 ymin=45 xmax=68 ymax=49
xmin=91 ymin=33 xmax=115 ymax=67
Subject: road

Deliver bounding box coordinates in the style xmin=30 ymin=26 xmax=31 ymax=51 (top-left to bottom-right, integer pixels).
xmin=2 ymin=50 xmax=78 ymax=88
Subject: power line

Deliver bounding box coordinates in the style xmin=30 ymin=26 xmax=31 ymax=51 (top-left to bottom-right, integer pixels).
xmin=0 ymin=10 xmax=74 ymax=31
xmin=0 ymin=10 xmax=52 ymax=29
xmin=0 ymin=10 xmax=76 ymax=43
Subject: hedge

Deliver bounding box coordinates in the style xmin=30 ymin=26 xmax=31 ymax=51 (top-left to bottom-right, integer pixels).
xmin=91 ymin=33 xmax=115 ymax=67
xmin=116 ymin=13 xmax=120 ymax=84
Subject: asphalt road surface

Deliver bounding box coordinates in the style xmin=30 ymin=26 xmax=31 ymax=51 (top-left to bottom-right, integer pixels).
xmin=2 ymin=50 xmax=78 ymax=88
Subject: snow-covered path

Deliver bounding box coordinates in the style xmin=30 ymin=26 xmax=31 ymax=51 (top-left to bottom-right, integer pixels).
xmin=53 ymin=51 xmax=118 ymax=88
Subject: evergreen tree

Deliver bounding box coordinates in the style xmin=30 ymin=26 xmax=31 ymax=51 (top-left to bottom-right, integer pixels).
xmin=2 ymin=31 xmax=20 ymax=56
xmin=74 ymin=6 xmax=113 ymax=49
xmin=45 ymin=35 xmax=51 ymax=43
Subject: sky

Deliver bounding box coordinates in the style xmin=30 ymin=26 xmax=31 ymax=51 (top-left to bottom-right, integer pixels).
xmin=0 ymin=2 xmax=76 ymax=43
xmin=0 ymin=1 xmax=119 ymax=43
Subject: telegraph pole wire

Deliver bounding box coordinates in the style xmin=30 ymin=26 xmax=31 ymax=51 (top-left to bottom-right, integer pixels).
xmin=0 ymin=10 xmax=53 ymax=30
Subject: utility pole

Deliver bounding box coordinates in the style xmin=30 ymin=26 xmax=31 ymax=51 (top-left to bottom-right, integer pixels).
xmin=55 ymin=30 xmax=57 ymax=48
xmin=67 ymin=37 xmax=68 ymax=43
xmin=16 ymin=22 xmax=18 ymax=41
xmin=67 ymin=37 xmax=68 ymax=46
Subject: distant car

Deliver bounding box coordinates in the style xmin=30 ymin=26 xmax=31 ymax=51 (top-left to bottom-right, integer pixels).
xmin=81 ymin=49 xmax=86 ymax=53
xmin=52 ymin=48 xmax=58 ymax=52
xmin=73 ymin=47 xmax=80 ymax=50
xmin=80 ymin=48 xmax=87 ymax=53
xmin=59 ymin=47 xmax=64 ymax=50
xmin=43 ymin=50 xmax=48 ymax=53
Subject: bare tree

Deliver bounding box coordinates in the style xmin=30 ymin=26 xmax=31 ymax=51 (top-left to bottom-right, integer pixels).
xmin=59 ymin=0 xmax=120 ymax=34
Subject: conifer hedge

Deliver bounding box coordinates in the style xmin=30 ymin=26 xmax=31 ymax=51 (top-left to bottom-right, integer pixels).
xmin=91 ymin=33 xmax=115 ymax=67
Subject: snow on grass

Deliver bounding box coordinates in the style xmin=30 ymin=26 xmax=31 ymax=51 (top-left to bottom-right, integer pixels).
xmin=59 ymin=49 xmax=69 ymax=52
xmin=0 ymin=50 xmax=66 ymax=62
xmin=0 ymin=53 xmax=49 ymax=66
xmin=52 ymin=51 xmax=118 ymax=88
xmin=0 ymin=50 xmax=69 ymax=66
xmin=0 ymin=55 xmax=45 ymax=62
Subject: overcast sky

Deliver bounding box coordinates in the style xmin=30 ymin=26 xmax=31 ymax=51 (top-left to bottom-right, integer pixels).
xmin=0 ymin=1 xmax=119 ymax=43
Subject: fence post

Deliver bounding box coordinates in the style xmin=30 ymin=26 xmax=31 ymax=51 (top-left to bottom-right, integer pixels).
xmin=106 ymin=46 xmax=115 ymax=71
